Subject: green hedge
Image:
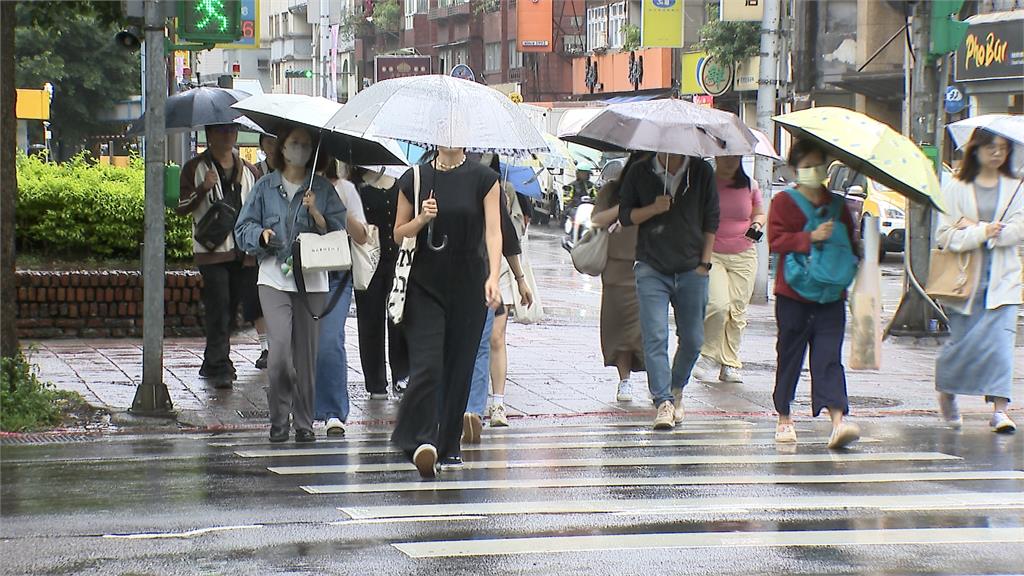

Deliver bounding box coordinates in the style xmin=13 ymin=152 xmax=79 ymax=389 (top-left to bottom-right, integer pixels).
xmin=16 ymin=153 xmax=193 ymax=261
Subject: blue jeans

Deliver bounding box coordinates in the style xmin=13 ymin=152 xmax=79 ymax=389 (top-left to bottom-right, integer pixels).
xmin=466 ymin=307 xmax=495 ymax=416
xmin=635 ymin=262 xmax=709 ymax=406
xmin=315 ymin=273 xmax=354 ymax=421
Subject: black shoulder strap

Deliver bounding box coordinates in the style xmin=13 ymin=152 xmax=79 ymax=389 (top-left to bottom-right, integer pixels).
xmin=291 ymin=243 xmax=350 ymax=321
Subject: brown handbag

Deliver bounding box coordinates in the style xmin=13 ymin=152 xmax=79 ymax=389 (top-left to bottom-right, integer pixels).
xmin=925 ymin=248 xmax=980 ymax=301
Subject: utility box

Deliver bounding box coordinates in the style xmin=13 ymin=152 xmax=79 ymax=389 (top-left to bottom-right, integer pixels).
xmin=164 ymin=163 xmax=181 ymax=209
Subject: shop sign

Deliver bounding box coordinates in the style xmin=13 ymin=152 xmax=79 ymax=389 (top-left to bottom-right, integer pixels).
xmin=699 ymin=56 xmax=733 ymax=96
xmin=955 ymin=20 xmax=1024 ymax=82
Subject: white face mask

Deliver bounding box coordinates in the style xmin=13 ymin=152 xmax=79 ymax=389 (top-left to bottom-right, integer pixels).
xmin=797 ymin=164 xmax=828 ymax=188
xmin=282 ymin=142 xmax=312 ymax=167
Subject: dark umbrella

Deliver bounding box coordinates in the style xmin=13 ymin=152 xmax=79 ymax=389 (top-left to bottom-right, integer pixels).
xmin=129 ymin=86 xmax=253 ymax=134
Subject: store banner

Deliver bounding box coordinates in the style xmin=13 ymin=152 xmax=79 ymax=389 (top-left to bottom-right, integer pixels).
xmin=734 ymin=56 xmax=760 ymax=91
xmin=641 ymin=0 xmax=684 ymax=48
xmin=955 ymin=19 xmax=1024 ymax=82
xmin=720 ymin=0 xmax=764 ymax=22
xmin=517 ymin=0 xmax=554 ymax=53
xmin=680 ymin=51 xmax=707 ymax=94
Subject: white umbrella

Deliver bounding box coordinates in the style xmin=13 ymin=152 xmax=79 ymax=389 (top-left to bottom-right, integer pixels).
xmin=559 ymin=99 xmax=757 ymax=157
xmin=947 ymin=114 xmax=1024 ymax=176
xmin=323 ymin=75 xmax=547 ymax=153
xmin=750 ymin=128 xmax=783 ymax=161
xmin=232 ymin=94 xmax=406 ymax=165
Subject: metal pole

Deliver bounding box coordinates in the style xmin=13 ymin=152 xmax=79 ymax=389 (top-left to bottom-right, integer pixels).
xmin=888 ymin=1 xmax=939 ymax=338
xmin=132 ymin=0 xmax=174 ymax=417
xmin=751 ymin=0 xmax=781 ymax=304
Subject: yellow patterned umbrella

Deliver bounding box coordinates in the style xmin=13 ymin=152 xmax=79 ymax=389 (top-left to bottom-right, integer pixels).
xmin=774 ymin=107 xmax=943 ymax=211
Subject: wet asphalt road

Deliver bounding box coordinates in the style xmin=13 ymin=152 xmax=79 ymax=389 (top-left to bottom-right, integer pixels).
xmin=2 ymin=416 xmax=1022 ymax=575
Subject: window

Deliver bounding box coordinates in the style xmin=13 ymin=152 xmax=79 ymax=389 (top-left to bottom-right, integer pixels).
xmin=485 ymin=42 xmax=502 ymax=72
xmin=587 ymin=5 xmax=608 ymax=50
xmin=608 ymin=2 xmax=626 ymax=48
xmin=508 ymin=40 xmax=523 ymax=69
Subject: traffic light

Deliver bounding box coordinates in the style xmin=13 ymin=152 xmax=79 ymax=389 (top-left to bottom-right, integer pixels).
xmin=285 ymin=69 xmax=314 ymax=79
xmin=929 ymin=0 xmax=970 ymax=58
xmin=177 ymin=0 xmax=242 ymax=44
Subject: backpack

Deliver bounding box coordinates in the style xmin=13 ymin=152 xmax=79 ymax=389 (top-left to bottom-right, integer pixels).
xmin=783 ymin=189 xmax=859 ymax=304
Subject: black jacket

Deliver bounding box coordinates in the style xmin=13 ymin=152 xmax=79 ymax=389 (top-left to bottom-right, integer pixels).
xmin=618 ymin=157 xmax=719 ymax=275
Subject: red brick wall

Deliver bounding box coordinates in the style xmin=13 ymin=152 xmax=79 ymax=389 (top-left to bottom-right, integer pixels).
xmin=15 ymin=271 xmax=205 ymax=339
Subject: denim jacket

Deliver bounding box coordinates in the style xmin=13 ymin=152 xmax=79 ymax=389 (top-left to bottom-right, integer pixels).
xmin=234 ymin=170 xmax=346 ymax=264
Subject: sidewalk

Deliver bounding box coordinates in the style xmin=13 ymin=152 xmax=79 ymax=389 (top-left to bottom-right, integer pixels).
xmin=25 ymin=301 xmax=1023 ymax=432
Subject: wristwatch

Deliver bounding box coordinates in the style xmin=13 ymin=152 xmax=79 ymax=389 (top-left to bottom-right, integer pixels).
xmin=700 ymin=262 xmax=713 ymax=271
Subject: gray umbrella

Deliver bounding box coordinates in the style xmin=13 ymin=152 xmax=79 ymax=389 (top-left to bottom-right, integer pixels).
xmin=129 ymin=86 xmax=252 ymax=133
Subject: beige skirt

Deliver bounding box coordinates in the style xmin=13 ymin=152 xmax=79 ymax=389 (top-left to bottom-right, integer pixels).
xmin=600 ymin=259 xmax=644 ymax=371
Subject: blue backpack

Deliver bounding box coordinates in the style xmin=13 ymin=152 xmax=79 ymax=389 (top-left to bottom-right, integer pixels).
xmin=783 ymin=189 xmax=859 ymax=304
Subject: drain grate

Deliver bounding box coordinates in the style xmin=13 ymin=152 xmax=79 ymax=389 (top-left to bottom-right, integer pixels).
xmin=236 ymin=410 xmax=270 ymax=420
xmin=1 ymin=433 xmax=99 ymax=445
xmin=793 ymin=396 xmax=902 ymax=409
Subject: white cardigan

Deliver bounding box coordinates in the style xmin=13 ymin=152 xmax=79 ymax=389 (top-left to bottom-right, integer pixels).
xmin=935 ymin=174 xmax=1024 ymax=313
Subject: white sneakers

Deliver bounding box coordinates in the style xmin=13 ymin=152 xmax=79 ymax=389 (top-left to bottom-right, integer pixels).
xmin=672 ymin=388 xmax=685 ymax=423
xmin=691 ymin=355 xmax=719 ymax=382
xmin=462 ymin=412 xmax=483 ymax=444
xmin=827 ymin=421 xmax=862 ymax=449
xmin=653 ymin=401 xmax=675 ymax=430
xmin=325 ymin=417 xmax=345 ymax=437
xmin=693 ymin=355 xmax=743 ymax=383
xmin=616 ymin=380 xmax=633 ymax=402
xmin=489 ymin=404 xmax=509 ymax=427
xmin=991 ymin=412 xmax=1017 ymax=434
xmin=774 ymin=423 xmax=797 ymax=443
xmin=413 ymin=444 xmax=437 ymax=479
xmin=719 ymin=366 xmax=743 ymax=383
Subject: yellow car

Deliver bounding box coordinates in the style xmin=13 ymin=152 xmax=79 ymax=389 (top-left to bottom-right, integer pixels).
xmin=826 ymin=162 xmax=907 ymax=257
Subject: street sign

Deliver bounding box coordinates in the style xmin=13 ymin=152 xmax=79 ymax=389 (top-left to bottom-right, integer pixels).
xmin=375 ymin=55 xmax=432 ymax=83
xmin=450 ymin=64 xmax=476 ymax=82
xmin=944 ymin=85 xmax=966 ymax=114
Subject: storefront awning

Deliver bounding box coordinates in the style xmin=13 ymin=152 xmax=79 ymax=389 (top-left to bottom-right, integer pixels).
xmin=824 ymin=70 xmax=905 ymax=101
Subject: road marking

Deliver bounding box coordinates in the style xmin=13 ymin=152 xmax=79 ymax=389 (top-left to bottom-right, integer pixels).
xmin=393 ymin=527 xmax=1024 ymax=558
xmin=102 ymin=525 xmax=263 ymax=540
xmin=303 ymin=470 xmax=1024 ymax=494
xmin=328 ymin=516 xmax=484 ymax=526
xmin=342 ymin=492 xmax=1024 ymax=520
xmin=236 ymin=435 xmax=874 ymax=458
xmin=269 ymin=451 xmax=959 ymax=476
xmin=210 ymin=425 xmax=767 ymax=448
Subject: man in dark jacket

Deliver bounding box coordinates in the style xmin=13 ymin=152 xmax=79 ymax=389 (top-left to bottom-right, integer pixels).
xmin=619 ymin=153 xmax=719 ymax=430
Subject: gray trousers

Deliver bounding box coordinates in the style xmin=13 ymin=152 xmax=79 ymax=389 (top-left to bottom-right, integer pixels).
xmin=259 ymin=286 xmax=325 ymax=433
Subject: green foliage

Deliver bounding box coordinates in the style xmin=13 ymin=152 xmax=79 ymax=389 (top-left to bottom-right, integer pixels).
xmin=621 ymin=23 xmax=641 ymax=52
xmin=372 ymin=0 xmax=401 ymax=35
xmin=15 ymin=2 xmax=139 ymax=159
xmin=0 ymin=351 xmax=81 ymax=432
xmin=698 ymin=3 xmax=760 ymax=67
xmin=15 ymin=153 xmax=193 ymax=261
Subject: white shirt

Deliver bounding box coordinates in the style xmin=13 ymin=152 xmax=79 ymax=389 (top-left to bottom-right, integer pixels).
xmin=257 ymin=176 xmax=329 ymax=293
xmin=335 ymin=179 xmax=366 ymax=225
xmin=651 ymin=155 xmax=690 ymax=196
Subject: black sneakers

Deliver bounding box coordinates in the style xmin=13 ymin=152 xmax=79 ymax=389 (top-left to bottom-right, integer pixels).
xmin=255 ymin=350 xmax=269 ymax=370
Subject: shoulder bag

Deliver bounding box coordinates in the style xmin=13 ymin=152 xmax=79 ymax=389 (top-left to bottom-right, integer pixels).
xmin=387 ymin=165 xmax=420 ymax=324
xmin=352 ymin=224 xmax=382 ymax=291
xmin=926 ymin=248 xmax=980 ymax=302
xmin=291 ymin=197 xmax=353 ymax=321
xmin=194 ymin=162 xmax=239 ymax=251
xmin=570 ymin=227 xmax=609 ymax=276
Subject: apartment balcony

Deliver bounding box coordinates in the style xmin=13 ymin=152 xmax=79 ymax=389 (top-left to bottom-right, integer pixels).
xmin=508 ymin=67 xmax=524 ymax=82
xmin=271 ymin=37 xmax=313 ymax=62
xmin=429 ymin=1 xmax=471 ymax=20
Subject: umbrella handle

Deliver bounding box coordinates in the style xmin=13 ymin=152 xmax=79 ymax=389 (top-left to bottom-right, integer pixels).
xmin=427 ymin=222 xmax=448 ymax=252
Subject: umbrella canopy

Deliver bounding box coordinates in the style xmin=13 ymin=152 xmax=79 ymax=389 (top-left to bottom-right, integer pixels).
xmin=232 ymin=93 xmax=406 ymax=166
xmin=129 ymin=86 xmax=253 ymax=134
xmin=774 ymin=107 xmax=942 ymax=210
xmin=507 ymin=133 xmax=578 ymax=170
xmin=499 ymin=163 xmax=544 ymax=199
xmin=947 ymin=114 xmax=1024 ymax=177
xmin=323 ymin=75 xmax=547 ymax=153
xmin=558 ymin=99 xmax=757 ymax=157
xmin=750 ymin=128 xmax=783 ymax=161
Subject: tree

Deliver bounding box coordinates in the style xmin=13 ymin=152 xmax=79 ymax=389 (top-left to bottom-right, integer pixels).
xmin=15 ymin=2 xmax=139 ymax=160
xmin=697 ymin=3 xmax=760 ymax=68
xmin=2 ymin=1 xmax=127 ymax=372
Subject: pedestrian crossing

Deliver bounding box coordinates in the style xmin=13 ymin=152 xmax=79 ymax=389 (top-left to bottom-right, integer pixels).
xmin=219 ymin=418 xmax=1024 ymax=568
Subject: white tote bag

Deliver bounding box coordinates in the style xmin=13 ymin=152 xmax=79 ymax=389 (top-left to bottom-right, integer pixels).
xmin=296 ymin=229 xmax=351 ymax=272
xmin=352 ymin=224 xmax=381 ymax=291
xmin=511 ymin=240 xmax=544 ymax=324
xmin=387 ymin=166 xmax=420 ymax=324
xmin=570 ymin=227 xmax=609 ymax=276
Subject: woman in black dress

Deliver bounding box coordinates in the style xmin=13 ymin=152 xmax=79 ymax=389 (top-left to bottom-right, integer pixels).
xmin=391 ymin=147 xmax=502 ymax=478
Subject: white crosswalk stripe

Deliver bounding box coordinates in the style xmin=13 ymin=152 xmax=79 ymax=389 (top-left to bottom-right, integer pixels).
xmin=219 ymin=419 xmax=1024 ymax=562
